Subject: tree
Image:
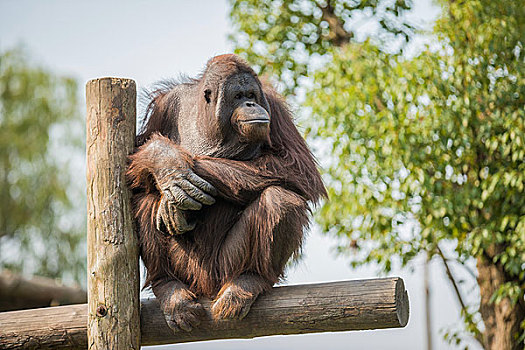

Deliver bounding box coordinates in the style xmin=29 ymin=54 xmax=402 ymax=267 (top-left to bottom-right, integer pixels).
xmin=230 ymin=0 xmax=415 ymax=95
xmin=229 ymin=0 xmax=524 ymax=349
xmin=0 ymin=48 xmax=86 ymax=286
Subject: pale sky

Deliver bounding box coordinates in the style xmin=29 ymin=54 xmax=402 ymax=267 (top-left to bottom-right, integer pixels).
xmin=0 ymin=1 xmax=481 ymax=349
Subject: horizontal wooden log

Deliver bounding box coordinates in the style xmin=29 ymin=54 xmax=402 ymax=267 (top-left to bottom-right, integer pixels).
xmin=0 ymin=271 xmax=86 ymax=312
xmin=0 ymin=277 xmax=408 ymax=349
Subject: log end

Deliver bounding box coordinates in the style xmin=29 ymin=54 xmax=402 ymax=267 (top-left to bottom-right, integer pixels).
xmin=86 ymin=77 xmax=136 ymax=90
xmin=395 ymin=277 xmax=409 ymax=327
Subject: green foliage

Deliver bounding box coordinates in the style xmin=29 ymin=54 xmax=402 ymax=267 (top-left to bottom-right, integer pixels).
xmin=230 ymin=0 xmax=524 ymax=345
xmin=0 ymin=48 xmax=85 ymax=285
xmin=230 ymin=0 xmax=415 ymax=94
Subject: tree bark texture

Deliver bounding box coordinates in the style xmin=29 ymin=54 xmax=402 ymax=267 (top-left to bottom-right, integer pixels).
xmin=0 ymin=277 xmax=409 ymax=349
xmin=86 ymin=78 xmax=140 ymax=350
xmin=477 ymin=256 xmax=524 ymax=350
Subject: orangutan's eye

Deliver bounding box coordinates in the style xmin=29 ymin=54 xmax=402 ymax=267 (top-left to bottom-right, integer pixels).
xmin=204 ymin=89 xmax=212 ymax=103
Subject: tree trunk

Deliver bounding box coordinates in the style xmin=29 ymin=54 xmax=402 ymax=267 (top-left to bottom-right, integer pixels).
xmin=477 ymin=256 xmax=524 ymax=350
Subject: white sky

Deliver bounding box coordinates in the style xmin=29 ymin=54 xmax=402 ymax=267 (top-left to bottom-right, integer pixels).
xmin=0 ymin=1 xmax=481 ymax=349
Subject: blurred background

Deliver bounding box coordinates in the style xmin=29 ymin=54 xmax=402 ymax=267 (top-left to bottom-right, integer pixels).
xmin=1 ymin=1 xmax=523 ymax=349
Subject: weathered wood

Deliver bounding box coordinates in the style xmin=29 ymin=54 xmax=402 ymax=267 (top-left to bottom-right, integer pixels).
xmin=86 ymin=78 xmax=140 ymax=350
xmin=0 ymin=304 xmax=87 ymax=349
xmin=0 ymin=271 xmax=86 ymax=311
xmin=142 ymin=277 xmax=409 ymax=345
xmin=0 ymin=278 xmax=409 ymax=348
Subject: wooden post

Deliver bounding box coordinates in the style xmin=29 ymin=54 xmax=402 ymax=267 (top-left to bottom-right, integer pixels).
xmin=0 ymin=277 xmax=409 ymax=348
xmin=86 ymin=78 xmax=139 ymax=349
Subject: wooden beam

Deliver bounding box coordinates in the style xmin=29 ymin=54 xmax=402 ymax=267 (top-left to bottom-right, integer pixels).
xmin=86 ymin=78 xmax=140 ymax=349
xmin=0 ymin=271 xmax=86 ymax=312
xmin=0 ymin=277 xmax=409 ymax=348
xmin=0 ymin=303 xmax=87 ymax=349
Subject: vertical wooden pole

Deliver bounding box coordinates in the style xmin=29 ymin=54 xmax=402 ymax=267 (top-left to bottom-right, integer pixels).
xmin=424 ymin=254 xmax=433 ymax=350
xmin=86 ymin=78 xmax=140 ymax=349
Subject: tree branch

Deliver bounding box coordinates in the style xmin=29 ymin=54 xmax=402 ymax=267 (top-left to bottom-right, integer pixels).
xmin=441 ymin=256 xmax=477 ymax=280
xmin=435 ymin=245 xmax=484 ymax=346
xmin=436 ymin=245 xmax=467 ymax=311
xmin=320 ymin=1 xmax=353 ymax=47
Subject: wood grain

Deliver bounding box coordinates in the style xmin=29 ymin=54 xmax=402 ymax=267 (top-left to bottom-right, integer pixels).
xmin=85 ymin=78 xmax=140 ymax=350
xmin=0 ymin=277 xmax=409 ymax=348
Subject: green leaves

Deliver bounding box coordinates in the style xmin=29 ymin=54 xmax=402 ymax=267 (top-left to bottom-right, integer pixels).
xmin=0 ymin=48 xmax=85 ymax=285
xmin=230 ymin=0 xmax=524 ymax=345
xmin=229 ymin=0 xmax=416 ymax=95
